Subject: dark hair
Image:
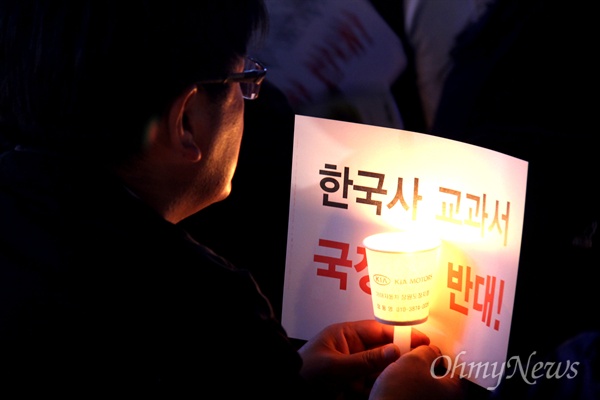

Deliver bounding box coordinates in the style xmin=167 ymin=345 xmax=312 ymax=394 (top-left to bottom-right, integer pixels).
xmin=0 ymin=0 xmax=267 ymax=165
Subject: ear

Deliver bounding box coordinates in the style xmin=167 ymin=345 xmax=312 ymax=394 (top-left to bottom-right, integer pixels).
xmin=167 ymin=85 xmax=202 ymax=162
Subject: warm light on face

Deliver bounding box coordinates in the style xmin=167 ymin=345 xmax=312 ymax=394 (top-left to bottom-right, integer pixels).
xmin=363 ymin=230 xmax=441 ymax=326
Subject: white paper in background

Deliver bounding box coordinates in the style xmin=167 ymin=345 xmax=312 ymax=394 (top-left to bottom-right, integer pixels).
xmin=283 ymin=115 xmax=529 ymax=390
xmin=251 ymin=0 xmax=407 ymax=129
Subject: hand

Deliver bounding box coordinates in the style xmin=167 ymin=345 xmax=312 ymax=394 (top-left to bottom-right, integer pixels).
xmin=298 ymin=320 xmax=431 ymax=399
xmin=369 ymin=344 xmax=466 ymax=400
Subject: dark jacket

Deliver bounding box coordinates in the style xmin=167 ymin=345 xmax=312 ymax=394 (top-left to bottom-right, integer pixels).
xmin=0 ymin=146 xmax=304 ymax=398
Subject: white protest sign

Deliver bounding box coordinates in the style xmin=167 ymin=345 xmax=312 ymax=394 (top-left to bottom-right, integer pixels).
xmin=283 ymin=115 xmax=528 ymax=390
xmin=252 ymin=0 xmax=406 ymax=128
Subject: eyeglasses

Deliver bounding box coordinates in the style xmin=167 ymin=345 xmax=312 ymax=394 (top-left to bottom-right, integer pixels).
xmin=196 ymin=57 xmax=267 ymax=100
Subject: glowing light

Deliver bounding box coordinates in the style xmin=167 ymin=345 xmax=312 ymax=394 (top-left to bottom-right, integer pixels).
xmin=363 ymin=230 xmax=441 ymax=354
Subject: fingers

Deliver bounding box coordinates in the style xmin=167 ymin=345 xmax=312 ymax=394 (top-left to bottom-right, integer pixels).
xmin=374 ymin=344 xmax=401 ymax=367
xmin=402 ymin=345 xmax=461 ymax=387
xmin=343 ymin=320 xmax=394 ymax=348
xmin=371 ymin=344 xmax=466 ymax=400
xmin=332 ymin=343 xmax=400 ymax=379
xmin=410 ymin=327 xmax=431 ymax=348
xmin=342 ymin=321 xmax=432 ymax=350
xmin=404 ymin=344 xmax=443 ymax=365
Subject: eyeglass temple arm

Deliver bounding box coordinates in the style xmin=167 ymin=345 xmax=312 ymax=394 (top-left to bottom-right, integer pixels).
xmin=223 ymin=69 xmax=266 ymax=83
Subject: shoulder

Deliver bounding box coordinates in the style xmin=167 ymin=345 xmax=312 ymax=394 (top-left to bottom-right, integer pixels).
xmin=493 ymin=331 xmax=600 ymax=400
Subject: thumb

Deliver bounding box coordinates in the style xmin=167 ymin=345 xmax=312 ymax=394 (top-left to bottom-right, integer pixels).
xmin=337 ymin=344 xmax=400 ymax=377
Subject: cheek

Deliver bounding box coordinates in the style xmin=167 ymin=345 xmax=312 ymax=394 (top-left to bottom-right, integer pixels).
xmin=230 ymin=93 xmax=245 ymax=139
xmin=225 ymin=88 xmax=245 ymax=145
xmin=213 ymin=88 xmax=245 ymax=165
xmin=217 ymin=93 xmax=244 ymax=158
xmin=204 ymin=87 xmax=245 ymax=150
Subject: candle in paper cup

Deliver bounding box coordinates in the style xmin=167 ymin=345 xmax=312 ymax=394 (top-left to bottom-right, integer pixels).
xmin=363 ymin=231 xmax=441 ymax=326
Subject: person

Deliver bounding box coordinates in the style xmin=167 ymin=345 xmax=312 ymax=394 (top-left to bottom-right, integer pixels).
xmin=432 ymin=0 xmax=599 ymax=356
xmin=430 ymin=0 xmax=599 ymax=398
xmin=490 ymin=330 xmax=600 ymax=400
xmin=0 ymin=1 xmax=465 ymax=399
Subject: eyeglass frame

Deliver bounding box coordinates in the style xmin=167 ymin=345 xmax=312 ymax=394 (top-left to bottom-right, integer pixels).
xmin=195 ymin=57 xmax=267 ymax=100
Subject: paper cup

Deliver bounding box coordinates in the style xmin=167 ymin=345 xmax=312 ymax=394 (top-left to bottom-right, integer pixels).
xmin=363 ymin=231 xmax=440 ymax=325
